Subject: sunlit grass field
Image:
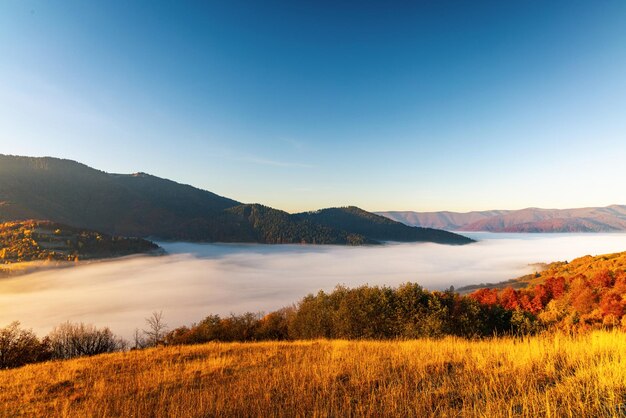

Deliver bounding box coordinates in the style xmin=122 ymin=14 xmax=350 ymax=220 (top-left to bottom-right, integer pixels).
xmin=2 ymin=331 xmax=626 ymax=417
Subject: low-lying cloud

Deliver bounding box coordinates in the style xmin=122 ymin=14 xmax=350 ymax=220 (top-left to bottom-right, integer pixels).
xmin=2 ymin=233 xmax=626 ymax=339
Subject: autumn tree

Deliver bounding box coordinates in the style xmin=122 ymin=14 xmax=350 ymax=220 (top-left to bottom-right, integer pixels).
xmin=499 ymin=287 xmax=520 ymax=310
xmin=469 ymin=288 xmax=499 ymax=306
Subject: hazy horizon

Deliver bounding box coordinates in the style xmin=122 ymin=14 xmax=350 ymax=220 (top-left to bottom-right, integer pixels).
xmin=3 ymin=152 xmax=626 ymax=214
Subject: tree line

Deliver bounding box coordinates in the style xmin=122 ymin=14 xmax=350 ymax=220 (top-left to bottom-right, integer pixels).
xmin=164 ymin=283 xmax=536 ymax=345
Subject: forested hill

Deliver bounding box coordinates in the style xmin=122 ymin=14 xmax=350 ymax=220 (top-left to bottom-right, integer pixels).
xmin=0 ymin=155 xmax=473 ymax=245
xmin=0 ymin=155 xmax=240 ymax=238
xmin=295 ymin=207 xmax=474 ymax=244
xmin=0 ymin=220 xmax=159 ymax=265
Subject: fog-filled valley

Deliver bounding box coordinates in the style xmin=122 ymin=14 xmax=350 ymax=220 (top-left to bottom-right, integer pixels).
xmin=1 ymin=233 xmax=626 ymax=338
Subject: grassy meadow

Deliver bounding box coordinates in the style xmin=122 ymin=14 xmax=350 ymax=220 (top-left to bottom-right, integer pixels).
xmin=2 ymin=331 xmax=626 ymax=417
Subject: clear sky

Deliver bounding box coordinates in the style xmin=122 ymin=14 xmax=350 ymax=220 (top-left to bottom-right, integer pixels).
xmin=1 ymin=1 xmax=625 ymax=213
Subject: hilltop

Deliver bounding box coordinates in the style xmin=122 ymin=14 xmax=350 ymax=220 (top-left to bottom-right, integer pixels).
xmin=0 ymin=220 xmax=160 ymax=276
xmin=0 ymin=155 xmax=472 ymax=245
xmin=378 ymin=205 xmax=626 ymax=232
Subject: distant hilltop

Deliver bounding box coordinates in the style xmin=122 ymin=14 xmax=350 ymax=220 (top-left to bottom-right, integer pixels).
xmin=0 ymin=220 xmax=160 ymax=276
xmin=377 ymin=205 xmax=626 ymax=233
xmin=0 ymin=155 xmax=473 ymax=246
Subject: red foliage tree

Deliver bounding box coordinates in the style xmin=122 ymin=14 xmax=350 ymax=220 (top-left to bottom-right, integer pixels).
xmin=571 ymin=287 xmax=597 ymax=315
xmin=469 ymin=288 xmax=499 ymax=306
xmin=599 ymin=291 xmax=624 ymax=318
xmin=592 ymin=269 xmax=615 ymax=289
xmin=517 ymin=292 xmax=533 ymax=312
xmin=612 ymin=271 xmax=626 ymax=294
xmin=531 ymin=284 xmax=550 ymax=313
xmin=545 ymin=276 xmax=566 ymax=299
xmin=499 ymin=287 xmax=520 ymax=310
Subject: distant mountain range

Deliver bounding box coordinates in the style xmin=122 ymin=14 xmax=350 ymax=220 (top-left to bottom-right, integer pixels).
xmin=377 ymin=205 xmax=626 ymax=232
xmin=0 ymin=155 xmax=472 ymax=245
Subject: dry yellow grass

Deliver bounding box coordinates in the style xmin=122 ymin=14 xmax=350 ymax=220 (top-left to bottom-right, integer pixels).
xmin=2 ymin=331 xmax=626 ymax=417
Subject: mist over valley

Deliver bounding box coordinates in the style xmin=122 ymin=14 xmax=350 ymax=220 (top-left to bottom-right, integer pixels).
xmin=3 ymin=233 xmax=626 ymax=339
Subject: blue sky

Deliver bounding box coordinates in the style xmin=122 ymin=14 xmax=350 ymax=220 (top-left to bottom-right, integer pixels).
xmin=1 ymin=1 xmax=625 ymax=212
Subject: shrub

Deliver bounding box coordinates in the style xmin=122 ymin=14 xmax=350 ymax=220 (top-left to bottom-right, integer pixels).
xmin=0 ymin=322 xmax=51 ymax=369
xmin=47 ymin=322 xmax=126 ymax=359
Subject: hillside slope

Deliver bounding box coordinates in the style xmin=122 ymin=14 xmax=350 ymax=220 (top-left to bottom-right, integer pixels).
xmin=377 ymin=205 xmax=626 ymax=232
xmin=461 ymin=251 xmax=626 ymax=330
xmin=0 ymin=155 xmax=472 ymax=245
xmin=0 ymin=155 xmax=240 ymax=239
xmin=2 ymin=334 xmax=625 ymax=417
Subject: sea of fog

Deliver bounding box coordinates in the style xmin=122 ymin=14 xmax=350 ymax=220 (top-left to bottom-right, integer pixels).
xmin=2 ymin=232 xmax=626 ymax=339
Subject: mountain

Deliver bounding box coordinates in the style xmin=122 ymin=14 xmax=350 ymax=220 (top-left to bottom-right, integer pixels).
xmin=0 ymin=155 xmax=473 ymax=245
xmin=0 ymin=155 xmax=240 ymax=239
xmin=461 ymin=206 xmax=626 ymax=232
xmin=377 ymin=205 xmax=626 ymax=232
